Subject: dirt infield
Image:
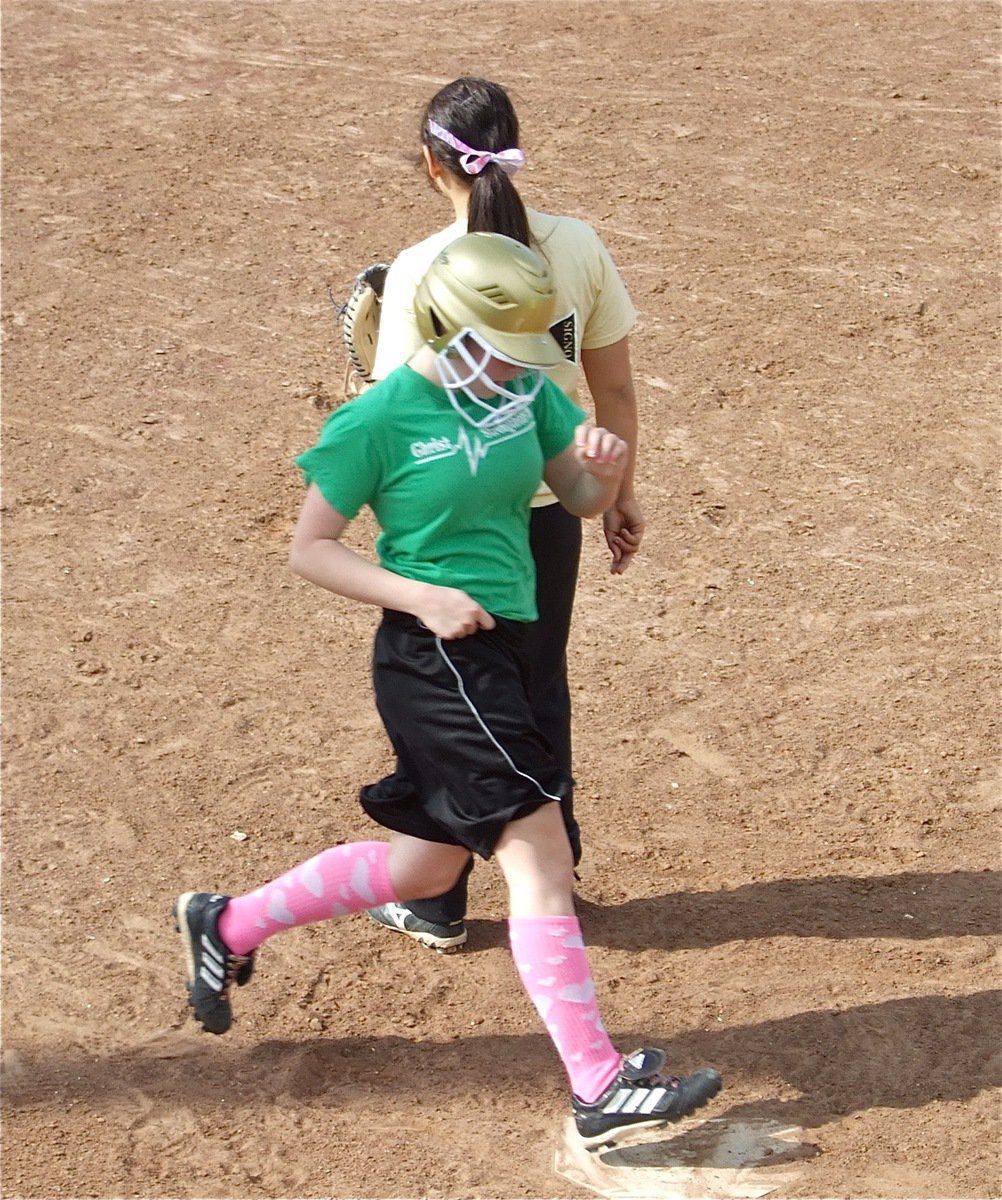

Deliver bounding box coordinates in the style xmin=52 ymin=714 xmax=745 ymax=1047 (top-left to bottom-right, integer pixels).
xmin=2 ymin=2 xmax=1000 ymax=1197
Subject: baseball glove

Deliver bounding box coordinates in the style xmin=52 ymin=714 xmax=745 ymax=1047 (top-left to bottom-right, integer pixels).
xmin=335 ymin=262 xmax=389 ymax=401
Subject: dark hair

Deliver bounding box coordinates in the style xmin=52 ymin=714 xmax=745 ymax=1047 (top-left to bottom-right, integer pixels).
xmin=421 ymin=77 xmax=532 ymax=248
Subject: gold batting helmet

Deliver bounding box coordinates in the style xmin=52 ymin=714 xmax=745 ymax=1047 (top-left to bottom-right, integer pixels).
xmin=414 ymin=232 xmax=562 ymax=369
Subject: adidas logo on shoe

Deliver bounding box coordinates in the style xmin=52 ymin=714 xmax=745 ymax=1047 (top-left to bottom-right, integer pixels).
xmin=572 ymin=1048 xmax=722 ymax=1146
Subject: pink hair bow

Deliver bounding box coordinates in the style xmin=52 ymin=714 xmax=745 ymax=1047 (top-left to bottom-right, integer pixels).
xmin=427 ymin=120 xmax=525 ymax=177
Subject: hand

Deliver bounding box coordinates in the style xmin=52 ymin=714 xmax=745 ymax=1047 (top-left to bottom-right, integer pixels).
xmin=413 ymin=584 xmax=496 ymax=640
xmin=573 ymin=422 xmax=628 ymax=479
xmin=603 ymin=497 xmax=645 ymax=574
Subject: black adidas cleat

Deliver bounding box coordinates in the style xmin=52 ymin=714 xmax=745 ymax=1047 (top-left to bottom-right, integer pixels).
xmin=367 ymin=902 xmax=468 ymax=953
xmin=173 ymin=891 xmax=256 ymax=1034
xmin=572 ymin=1048 xmax=723 ymax=1147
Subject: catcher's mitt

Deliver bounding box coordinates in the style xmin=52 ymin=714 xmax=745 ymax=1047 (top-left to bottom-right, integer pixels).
xmin=335 ymin=262 xmax=389 ymax=401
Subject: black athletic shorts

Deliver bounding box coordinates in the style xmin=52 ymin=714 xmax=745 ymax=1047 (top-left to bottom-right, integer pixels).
xmin=359 ymin=609 xmax=573 ymax=859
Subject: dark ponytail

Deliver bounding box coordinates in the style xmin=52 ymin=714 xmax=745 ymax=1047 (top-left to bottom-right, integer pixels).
xmin=421 ymin=77 xmax=532 ymax=248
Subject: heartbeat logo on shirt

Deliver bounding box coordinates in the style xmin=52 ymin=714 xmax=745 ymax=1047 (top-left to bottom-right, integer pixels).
xmin=409 ymin=409 xmax=534 ymax=476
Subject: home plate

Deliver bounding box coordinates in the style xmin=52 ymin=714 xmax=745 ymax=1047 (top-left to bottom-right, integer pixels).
xmin=554 ymin=1117 xmax=818 ymax=1198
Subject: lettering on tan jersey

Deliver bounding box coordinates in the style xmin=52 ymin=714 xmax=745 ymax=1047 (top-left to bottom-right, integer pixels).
xmin=549 ymin=311 xmax=578 ymax=364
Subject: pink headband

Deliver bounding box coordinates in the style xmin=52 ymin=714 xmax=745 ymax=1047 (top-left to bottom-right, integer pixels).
xmin=426 ymin=119 xmax=525 ymax=177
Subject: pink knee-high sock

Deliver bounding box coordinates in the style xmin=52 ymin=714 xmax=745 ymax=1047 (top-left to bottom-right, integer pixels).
xmin=508 ymin=915 xmax=622 ymax=1103
xmin=218 ymin=841 xmax=397 ymax=956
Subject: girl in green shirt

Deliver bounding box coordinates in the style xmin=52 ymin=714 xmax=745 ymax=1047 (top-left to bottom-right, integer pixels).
xmin=173 ymin=233 xmax=721 ymax=1146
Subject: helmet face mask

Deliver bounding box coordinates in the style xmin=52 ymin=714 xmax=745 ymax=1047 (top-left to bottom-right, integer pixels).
xmin=415 ymin=232 xmax=561 ymax=426
xmin=435 ymin=328 xmax=545 ymax=430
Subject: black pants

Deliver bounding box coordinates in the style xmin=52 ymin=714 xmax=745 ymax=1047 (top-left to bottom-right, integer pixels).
xmin=361 ymin=611 xmax=573 ymax=857
xmin=385 ymin=501 xmax=582 ymax=924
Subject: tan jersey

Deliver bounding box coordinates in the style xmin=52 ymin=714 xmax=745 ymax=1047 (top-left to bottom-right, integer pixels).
xmin=372 ymin=210 xmax=636 ymax=504
xmin=373 ymin=209 xmax=637 ymax=402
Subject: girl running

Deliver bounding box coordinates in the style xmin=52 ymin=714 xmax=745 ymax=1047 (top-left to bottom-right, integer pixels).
xmin=174 ymin=232 xmax=721 ymax=1145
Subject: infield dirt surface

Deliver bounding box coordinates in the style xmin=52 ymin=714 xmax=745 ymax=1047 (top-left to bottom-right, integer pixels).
xmin=2 ymin=2 xmax=1000 ymax=1198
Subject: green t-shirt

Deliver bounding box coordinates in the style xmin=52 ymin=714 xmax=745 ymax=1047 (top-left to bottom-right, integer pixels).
xmin=296 ymin=366 xmax=584 ymax=621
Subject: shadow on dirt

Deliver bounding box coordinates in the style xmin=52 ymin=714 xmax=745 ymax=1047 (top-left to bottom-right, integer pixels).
xmin=565 ymin=868 xmax=999 ymax=951
xmin=443 ymin=870 xmax=998 ymax=955
xmin=4 ymin=988 xmax=998 ymax=1136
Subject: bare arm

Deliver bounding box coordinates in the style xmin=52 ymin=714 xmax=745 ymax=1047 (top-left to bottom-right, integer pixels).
xmin=543 ymin=423 xmax=628 ymax=519
xmin=370 ymin=258 xmax=425 ymax=381
xmin=289 ymin=484 xmax=495 ymax=639
xmin=581 ymin=336 xmax=645 ymax=574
